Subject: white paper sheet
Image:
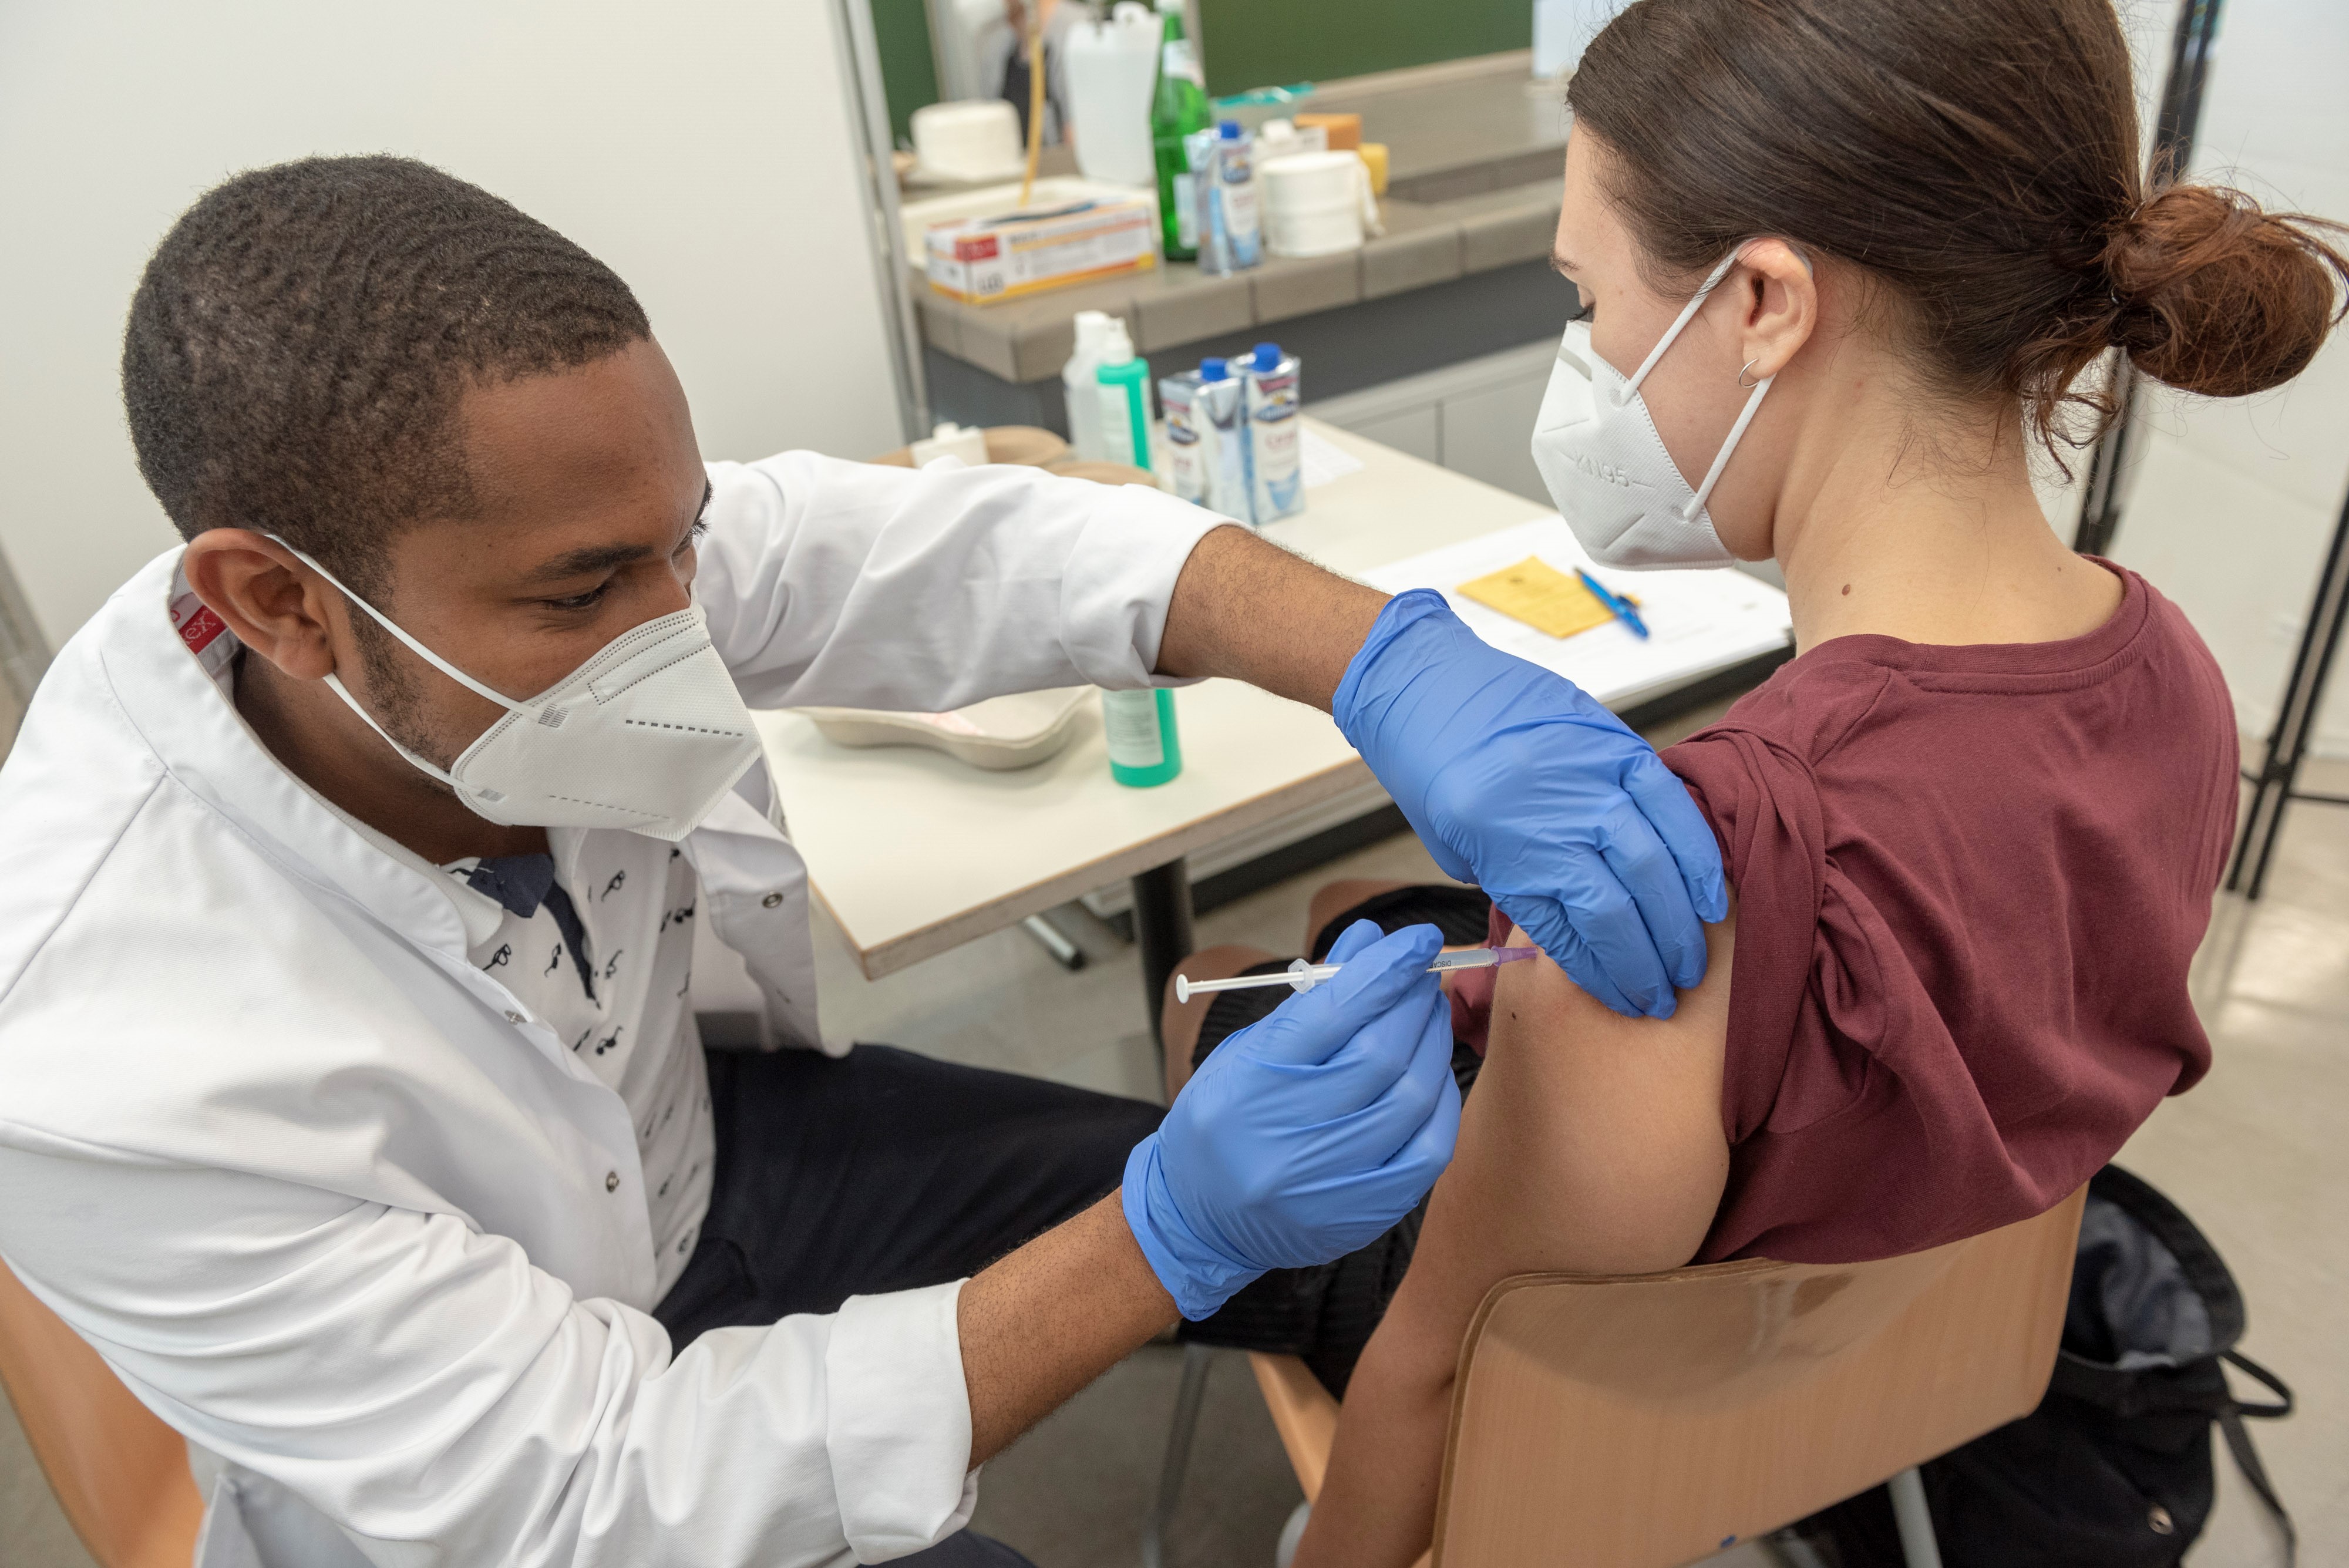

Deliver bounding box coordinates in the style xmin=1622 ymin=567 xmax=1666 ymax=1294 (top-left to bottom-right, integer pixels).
xmin=1299 ymin=426 xmax=1366 ymax=489
xmin=1364 ymin=516 xmax=1793 ymax=710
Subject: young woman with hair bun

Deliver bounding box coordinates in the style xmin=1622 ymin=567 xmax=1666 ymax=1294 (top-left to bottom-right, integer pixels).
xmin=1157 ymin=2 xmax=2349 ymax=1562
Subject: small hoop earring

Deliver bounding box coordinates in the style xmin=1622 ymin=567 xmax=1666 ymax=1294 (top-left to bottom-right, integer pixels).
xmin=1737 ymin=359 xmax=1762 ymax=389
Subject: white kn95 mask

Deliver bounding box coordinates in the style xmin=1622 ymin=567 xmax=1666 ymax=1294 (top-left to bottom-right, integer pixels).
xmin=1530 ymin=247 xmax=1791 ymax=571
xmin=273 ymin=539 xmax=762 ymax=841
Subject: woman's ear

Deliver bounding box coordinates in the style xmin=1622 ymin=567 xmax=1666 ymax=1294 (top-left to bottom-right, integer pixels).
xmin=1737 ymin=239 xmax=1818 ymax=381
xmin=181 ymin=530 xmax=342 ymax=680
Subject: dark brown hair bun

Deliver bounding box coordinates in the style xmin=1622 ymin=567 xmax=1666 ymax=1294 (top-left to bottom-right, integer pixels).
xmin=2101 ymin=183 xmax=2349 ymax=399
xmin=1569 ymin=0 xmax=2349 ymax=455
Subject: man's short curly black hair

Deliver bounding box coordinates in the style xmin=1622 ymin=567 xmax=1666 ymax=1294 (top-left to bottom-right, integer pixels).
xmin=122 ymin=155 xmax=650 ymax=598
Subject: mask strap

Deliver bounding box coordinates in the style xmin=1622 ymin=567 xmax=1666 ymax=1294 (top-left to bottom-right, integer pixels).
xmin=319 ymin=672 xmax=463 ymax=787
xmin=265 ymin=536 xmax=527 ymax=715
xmin=1623 ymin=249 xmax=1746 ymax=396
xmin=1684 ymin=376 xmax=1775 ymax=521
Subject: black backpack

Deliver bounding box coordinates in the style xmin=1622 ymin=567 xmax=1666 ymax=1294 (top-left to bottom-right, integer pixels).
xmin=1784 ymin=1165 xmax=2296 ymax=1567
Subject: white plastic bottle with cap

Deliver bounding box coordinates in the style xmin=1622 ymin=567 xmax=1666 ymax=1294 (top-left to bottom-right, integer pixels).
xmin=1064 ymin=311 xmax=1117 ymax=462
xmin=1062 ymin=2 xmax=1163 ymax=187
xmin=909 ymin=422 xmax=989 ymax=469
xmin=1093 ymin=318 xmax=1155 ymax=472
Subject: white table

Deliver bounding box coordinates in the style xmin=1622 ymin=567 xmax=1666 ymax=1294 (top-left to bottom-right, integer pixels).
xmin=753 ymin=419 xmax=1784 ymax=1037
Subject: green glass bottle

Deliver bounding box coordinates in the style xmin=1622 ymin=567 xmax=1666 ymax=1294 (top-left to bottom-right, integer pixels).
xmin=1150 ymin=0 xmax=1211 ymax=262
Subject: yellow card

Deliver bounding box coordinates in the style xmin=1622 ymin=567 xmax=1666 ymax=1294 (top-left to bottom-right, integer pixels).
xmin=1456 ymin=556 xmax=1615 ymax=639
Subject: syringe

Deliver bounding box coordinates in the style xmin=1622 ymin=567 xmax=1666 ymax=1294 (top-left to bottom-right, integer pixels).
xmin=1173 ymin=947 xmax=1537 ymax=1005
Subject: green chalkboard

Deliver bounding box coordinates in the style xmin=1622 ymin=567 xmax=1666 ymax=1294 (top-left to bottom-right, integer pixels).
xmin=870 ymin=0 xmax=942 ymax=147
xmin=1196 ymin=0 xmax=1532 ymax=98
xmin=864 ymin=0 xmax=1533 ymax=147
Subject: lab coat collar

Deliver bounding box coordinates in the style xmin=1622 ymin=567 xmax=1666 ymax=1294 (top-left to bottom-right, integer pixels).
xmin=96 ymin=548 xmax=481 ymax=962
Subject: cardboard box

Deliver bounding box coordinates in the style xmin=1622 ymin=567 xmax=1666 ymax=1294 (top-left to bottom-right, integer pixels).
xmin=924 ymin=196 xmax=1157 ymax=305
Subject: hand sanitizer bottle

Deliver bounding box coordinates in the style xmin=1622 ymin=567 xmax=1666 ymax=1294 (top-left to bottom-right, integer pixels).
xmin=1094 ymin=318 xmax=1155 ymax=472
xmin=1102 ymin=688 xmax=1183 ymax=786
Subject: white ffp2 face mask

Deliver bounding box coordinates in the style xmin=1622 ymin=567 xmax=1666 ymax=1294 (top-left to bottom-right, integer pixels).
xmin=1530 ymin=248 xmax=1776 ymax=571
xmin=275 ymin=541 xmax=762 ymax=841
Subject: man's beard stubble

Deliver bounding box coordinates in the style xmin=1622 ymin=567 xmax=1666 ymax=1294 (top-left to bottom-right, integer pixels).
xmin=346 ymin=610 xmax=470 ymax=789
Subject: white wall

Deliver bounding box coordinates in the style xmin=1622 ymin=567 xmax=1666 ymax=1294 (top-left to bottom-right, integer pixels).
xmin=2105 ymin=0 xmax=2349 ymax=755
xmin=0 ymin=0 xmax=906 ymax=651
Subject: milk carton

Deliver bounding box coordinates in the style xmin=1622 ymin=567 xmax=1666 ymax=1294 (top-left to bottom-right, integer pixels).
xmin=1241 ymin=342 xmax=1303 ymax=523
xmin=1196 ymin=359 xmax=1253 ymax=520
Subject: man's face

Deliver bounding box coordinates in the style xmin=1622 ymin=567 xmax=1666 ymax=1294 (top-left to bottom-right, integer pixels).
xmin=345 ymin=337 xmax=711 ymax=773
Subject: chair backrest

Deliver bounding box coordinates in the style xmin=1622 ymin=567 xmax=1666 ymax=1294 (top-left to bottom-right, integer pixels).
xmin=1430 ymin=1187 xmax=2088 ymax=1568
xmin=0 ymin=1259 xmax=202 ymax=1568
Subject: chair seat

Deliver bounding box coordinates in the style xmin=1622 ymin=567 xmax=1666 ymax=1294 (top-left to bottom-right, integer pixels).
xmin=1240 ymin=1190 xmax=2085 ymax=1568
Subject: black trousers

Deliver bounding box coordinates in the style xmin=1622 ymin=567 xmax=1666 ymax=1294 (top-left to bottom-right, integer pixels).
xmin=1179 ymin=884 xmax=1494 ymax=1398
xmin=656 ymin=1042 xmax=1165 ymax=1565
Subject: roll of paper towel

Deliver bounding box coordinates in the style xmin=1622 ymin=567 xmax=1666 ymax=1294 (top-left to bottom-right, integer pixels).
xmin=1261 ymin=151 xmax=1372 ymax=258
xmin=911 ymin=100 xmax=1025 ymax=183
xmin=1063 ymin=2 xmax=1161 ymax=187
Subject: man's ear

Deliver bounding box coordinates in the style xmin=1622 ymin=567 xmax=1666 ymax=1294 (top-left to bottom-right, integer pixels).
xmin=180 ymin=530 xmax=342 ymax=680
xmin=1736 ymin=238 xmax=1818 ymax=381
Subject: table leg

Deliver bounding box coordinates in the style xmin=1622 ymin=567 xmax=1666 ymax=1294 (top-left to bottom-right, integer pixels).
xmin=1130 ymin=858 xmax=1196 ymax=1057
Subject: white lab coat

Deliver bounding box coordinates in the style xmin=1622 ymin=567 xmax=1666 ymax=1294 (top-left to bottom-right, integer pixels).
xmin=0 ymin=452 xmax=1224 ymax=1568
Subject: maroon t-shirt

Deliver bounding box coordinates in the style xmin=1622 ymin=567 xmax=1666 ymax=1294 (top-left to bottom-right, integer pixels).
xmin=1461 ymin=564 xmax=2237 ymax=1265
xmin=1675 ymin=564 xmax=2236 ymax=1261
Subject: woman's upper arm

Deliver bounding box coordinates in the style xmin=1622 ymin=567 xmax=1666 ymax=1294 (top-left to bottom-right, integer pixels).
xmin=1420 ymin=908 xmax=1738 ymax=1291
xmin=1303 ymin=910 xmax=1740 ymax=1568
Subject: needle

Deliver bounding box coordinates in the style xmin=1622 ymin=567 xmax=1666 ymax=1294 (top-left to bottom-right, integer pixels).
xmin=1174 ymin=946 xmax=1537 ymax=1004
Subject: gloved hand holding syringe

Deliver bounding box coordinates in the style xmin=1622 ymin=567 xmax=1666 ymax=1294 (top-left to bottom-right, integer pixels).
xmin=1174 ymin=946 xmax=1537 ymax=1005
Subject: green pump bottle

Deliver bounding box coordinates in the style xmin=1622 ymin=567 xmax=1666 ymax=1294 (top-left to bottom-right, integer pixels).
xmin=1103 ymin=688 xmax=1183 ymax=787
xmin=1150 ymin=0 xmax=1211 ymax=262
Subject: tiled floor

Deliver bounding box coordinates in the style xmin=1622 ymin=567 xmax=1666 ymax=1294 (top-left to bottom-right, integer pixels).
xmin=5 ymin=743 xmax=2343 ymax=1567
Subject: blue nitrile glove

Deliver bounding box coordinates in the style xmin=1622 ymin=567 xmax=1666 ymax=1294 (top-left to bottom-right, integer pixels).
xmin=1333 ymin=589 xmax=1728 ymax=1019
xmin=1122 ymin=921 xmax=1462 ymax=1320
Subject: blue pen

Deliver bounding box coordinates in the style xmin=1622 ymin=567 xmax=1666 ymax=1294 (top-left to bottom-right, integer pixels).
xmin=1574 ymin=566 xmax=1651 ymax=639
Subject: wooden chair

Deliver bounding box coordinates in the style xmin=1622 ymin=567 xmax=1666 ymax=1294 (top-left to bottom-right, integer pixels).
xmin=1209 ymin=1188 xmax=2086 ymax=1568
xmin=0 ymin=1259 xmax=201 ymax=1568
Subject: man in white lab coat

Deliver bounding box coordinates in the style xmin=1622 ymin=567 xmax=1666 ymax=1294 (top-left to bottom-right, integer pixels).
xmin=0 ymin=157 xmax=1725 ymax=1567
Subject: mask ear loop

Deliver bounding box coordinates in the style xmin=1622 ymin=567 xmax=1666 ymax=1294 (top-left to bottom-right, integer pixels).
xmin=318 ymin=671 xmax=469 ymax=788
xmin=265 ymin=536 xmax=530 ymax=716
xmin=1620 ymin=249 xmax=1746 ymax=400
xmin=1610 ymin=241 xmax=1815 ymax=523
xmin=1681 ymin=374 xmax=1777 ymax=522
xmin=1681 ymin=243 xmax=1818 ymax=521
xmin=1606 ymin=247 xmax=1759 ymax=519
xmin=263 ymin=536 xmax=533 ymax=793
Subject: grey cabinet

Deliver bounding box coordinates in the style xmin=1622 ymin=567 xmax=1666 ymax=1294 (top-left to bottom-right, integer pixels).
xmin=1307 ymin=340 xmax=1556 ymax=504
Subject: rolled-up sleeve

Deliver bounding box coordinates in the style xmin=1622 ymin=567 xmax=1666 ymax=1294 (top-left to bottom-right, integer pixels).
xmin=695 ymin=451 xmax=1230 ymax=712
xmin=826 ymin=1288 xmax=980 ymax=1560
xmin=0 ymin=1138 xmax=973 ymax=1568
